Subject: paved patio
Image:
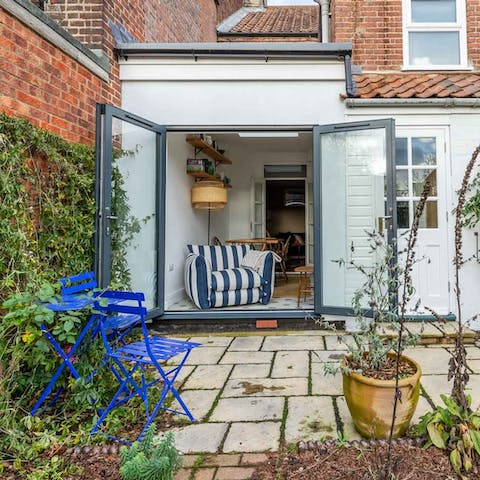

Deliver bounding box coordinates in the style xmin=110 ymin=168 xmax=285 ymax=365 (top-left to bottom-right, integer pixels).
xmin=162 ymin=324 xmax=478 ymax=480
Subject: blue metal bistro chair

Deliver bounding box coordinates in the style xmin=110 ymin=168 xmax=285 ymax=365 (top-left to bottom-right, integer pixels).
xmin=30 ymin=273 xmax=141 ymax=416
xmin=91 ymin=290 xmax=201 ymax=443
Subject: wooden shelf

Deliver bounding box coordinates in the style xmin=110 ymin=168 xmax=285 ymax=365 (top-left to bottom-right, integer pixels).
xmin=186 ymin=137 xmax=232 ymax=165
xmin=187 ymin=170 xmax=232 ymax=188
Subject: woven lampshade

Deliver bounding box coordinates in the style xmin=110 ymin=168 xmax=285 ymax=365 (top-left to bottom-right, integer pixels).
xmin=191 ymin=181 xmax=227 ymax=210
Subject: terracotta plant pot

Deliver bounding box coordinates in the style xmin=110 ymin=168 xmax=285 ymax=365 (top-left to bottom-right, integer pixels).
xmin=342 ymin=354 xmax=422 ymax=439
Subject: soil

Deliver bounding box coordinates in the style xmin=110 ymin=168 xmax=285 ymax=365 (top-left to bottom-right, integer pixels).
xmin=252 ymin=443 xmax=478 ymax=480
xmin=348 ymin=356 xmax=417 ymax=381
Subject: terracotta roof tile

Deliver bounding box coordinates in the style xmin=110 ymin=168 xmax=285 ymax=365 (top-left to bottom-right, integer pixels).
xmin=230 ymin=6 xmax=318 ymax=34
xmin=354 ymin=73 xmax=480 ymax=99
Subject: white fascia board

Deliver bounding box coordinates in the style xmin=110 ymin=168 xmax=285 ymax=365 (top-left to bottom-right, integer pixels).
xmin=119 ymin=58 xmax=345 ymax=82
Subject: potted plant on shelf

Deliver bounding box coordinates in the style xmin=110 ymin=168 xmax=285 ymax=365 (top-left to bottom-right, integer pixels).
xmin=325 ymin=183 xmax=431 ymax=439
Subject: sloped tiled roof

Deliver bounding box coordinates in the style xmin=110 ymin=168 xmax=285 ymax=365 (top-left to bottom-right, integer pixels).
xmin=230 ymin=6 xmax=318 ymax=35
xmin=354 ymin=73 xmax=480 ymax=99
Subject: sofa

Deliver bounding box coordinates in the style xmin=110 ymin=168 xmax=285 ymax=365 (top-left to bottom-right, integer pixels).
xmin=184 ymin=244 xmax=276 ymax=309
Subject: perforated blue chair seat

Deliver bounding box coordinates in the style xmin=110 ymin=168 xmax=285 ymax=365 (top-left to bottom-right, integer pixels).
xmin=45 ymin=297 xmax=91 ymax=311
xmin=109 ymin=337 xmax=201 ymax=364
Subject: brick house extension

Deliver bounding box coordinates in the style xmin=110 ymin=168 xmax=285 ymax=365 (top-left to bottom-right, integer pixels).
xmin=0 ymin=0 xmax=243 ymax=144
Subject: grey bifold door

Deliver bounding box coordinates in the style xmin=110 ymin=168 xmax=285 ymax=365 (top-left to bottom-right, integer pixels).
xmin=313 ymin=119 xmax=396 ymax=316
xmin=95 ymin=104 xmax=166 ymax=316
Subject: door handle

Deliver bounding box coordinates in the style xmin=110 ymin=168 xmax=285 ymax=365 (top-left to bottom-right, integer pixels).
xmin=106 ymin=215 xmax=118 ymax=220
xmin=377 ymin=215 xmax=393 ymax=233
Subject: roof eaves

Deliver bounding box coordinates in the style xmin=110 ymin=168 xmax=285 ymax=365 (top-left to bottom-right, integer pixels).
xmin=116 ymin=42 xmax=352 ymax=59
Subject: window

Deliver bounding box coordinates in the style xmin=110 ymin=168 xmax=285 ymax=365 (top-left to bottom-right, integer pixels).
xmin=394 ymin=136 xmax=438 ymax=228
xmin=403 ymin=0 xmax=468 ymax=69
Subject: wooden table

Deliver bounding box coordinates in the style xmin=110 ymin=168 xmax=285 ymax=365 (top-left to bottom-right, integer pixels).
xmin=294 ymin=265 xmax=314 ymax=306
xmin=225 ymin=237 xmax=280 ymax=251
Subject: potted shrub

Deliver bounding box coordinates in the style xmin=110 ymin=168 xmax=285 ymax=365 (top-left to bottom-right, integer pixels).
xmin=325 ymin=185 xmax=430 ymax=439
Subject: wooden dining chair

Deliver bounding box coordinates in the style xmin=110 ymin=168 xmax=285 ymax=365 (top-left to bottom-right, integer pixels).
xmin=212 ymin=236 xmax=223 ymax=246
xmin=278 ymin=235 xmax=291 ymax=282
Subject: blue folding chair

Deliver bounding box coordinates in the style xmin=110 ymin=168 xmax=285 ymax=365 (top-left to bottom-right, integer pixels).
xmin=30 ymin=273 xmax=141 ymax=416
xmin=91 ymin=290 xmax=201 ymax=443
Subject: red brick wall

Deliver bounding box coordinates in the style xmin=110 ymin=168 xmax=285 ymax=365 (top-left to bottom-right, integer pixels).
xmin=1 ymin=0 xmax=245 ymax=145
xmin=0 ymin=7 xmax=112 ymax=144
xmin=217 ymin=0 xmax=244 ymax=22
xmin=331 ymin=0 xmax=480 ymax=71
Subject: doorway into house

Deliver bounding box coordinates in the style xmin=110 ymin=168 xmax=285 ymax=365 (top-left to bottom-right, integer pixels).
xmin=264 ymin=174 xmax=307 ymax=303
xmin=95 ymin=104 xmax=397 ymax=319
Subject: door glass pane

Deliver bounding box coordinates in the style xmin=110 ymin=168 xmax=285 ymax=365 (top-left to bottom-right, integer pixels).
xmin=321 ymin=128 xmax=386 ymax=308
xmin=110 ymin=117 xmax=157 ymax=308
xmin=414 ymin=200 xmax=438 ymax=228
xmin=412 ymin=137 xmax=437 ymax=165
xmin=395 ymin=138 xmax=408 ymax=165
xmin=413 ymin=169 xmax=437 ymax=196
xmin=396 ymin=170 xmax=409 ymax=196
xmin=411 ymin=0 xmax=456 ymax=23
xmin=409 ymin=32 xmax=460 ymax=66
xmin=397 ymin=201 xmax=410 ymax=228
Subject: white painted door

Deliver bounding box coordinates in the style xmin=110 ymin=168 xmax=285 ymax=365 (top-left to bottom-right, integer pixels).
xmin=251 ymin=178 xmax=265 ymax=238
xmin=395 ymin=129 xmax=449 ymax=314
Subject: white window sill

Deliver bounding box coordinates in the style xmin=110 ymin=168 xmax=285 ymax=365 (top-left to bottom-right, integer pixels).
xmin=401 ymin=64 xmax=474 ymax=71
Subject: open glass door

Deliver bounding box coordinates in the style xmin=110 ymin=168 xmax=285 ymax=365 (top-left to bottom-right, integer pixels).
xmin=95 ymin=104 xmax=166 ymax=315
xmin=251 ymin=178 xmax=266 ymax=238
xmin=313 ymin=119 xmax=396 ymax=315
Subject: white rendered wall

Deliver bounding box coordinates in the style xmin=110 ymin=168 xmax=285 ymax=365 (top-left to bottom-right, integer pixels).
xmin=120 ymin=58 xmax=345 ymax=126
xmin=345 ymin=107 xmax=480 ymax=328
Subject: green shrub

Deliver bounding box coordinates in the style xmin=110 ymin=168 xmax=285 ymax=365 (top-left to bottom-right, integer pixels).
xmin=120 ymin=426 xmax=181 ymax=480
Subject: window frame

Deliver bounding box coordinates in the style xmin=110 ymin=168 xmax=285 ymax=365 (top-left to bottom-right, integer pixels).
xmin=394 ymin=135 xmax=440 ymax=230
xmin=402 ymin=0 xmax=469 ymax=70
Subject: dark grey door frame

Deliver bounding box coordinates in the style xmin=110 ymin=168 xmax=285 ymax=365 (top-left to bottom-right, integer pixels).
xmin=313 ymin=119 xmax=397 ymax=317
xmin=95 ymin=103 xmax=166 ymax=318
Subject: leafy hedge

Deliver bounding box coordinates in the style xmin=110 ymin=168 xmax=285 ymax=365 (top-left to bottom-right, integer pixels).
xmin=0 ymin=113 xmax=95 ymax=299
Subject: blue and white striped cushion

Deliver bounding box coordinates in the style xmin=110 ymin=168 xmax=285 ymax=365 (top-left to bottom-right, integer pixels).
xmin=187 ymin=245 xmax=250 ymax=271
xmin=211 ymin=268 xmax=262 ymax=292
xmin=185 ymin=253 xmax=212 ymax=309
xmin=210 ymin=288 xmax=261 ymax=308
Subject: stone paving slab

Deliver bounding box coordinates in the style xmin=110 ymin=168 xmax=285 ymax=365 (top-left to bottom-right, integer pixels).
xmin=168 ymin=346 xmax=227 ymax=366
xmin=223 ymin=422 xmax=281 ymax=452
xmin=220 ymin=351 xmax=274 ymax=365
xmin=262 ymin=335 xmax=324 ymax=351
xmin=182 ymin=365 xmax=232 ymax=390
xmin=404 ymin=347 xmax=451 ymax=375
xmin=336 ymin=396 xmax=362 ymax=441
xmin=230 ymin=363 xmax=271 ymax=379
xmin=228 ymin=336 xmax=264 ymax=351
xmin=222 ymin=377 xmax=308 ymax=397
xmin=271 ymin=351 xmax=309 ymax=378
xmin=422 ymin=374 xmax=480 ymax=408
xmin=406 ymin=322 xmax=443 ymax=337
xmin=210 ymin=397 xmax=284 ymax=422
xmin=285 ymin=396 xmax=336 ymax=444
xmin=311 ymin=350 xmax=346 ymax=363
xmin=163 ymin=423 xmax=229 ymax=453
xmin=189 ymin=336 xmax=234 ymax=347
xmin=170 ymin=389 xmax=219 ymax=421
xmin=311 ymin=362 xmax=343 ymax=395
xmin=324 ymin=335 xmax=353 ymax=350
xmin=215 ymin=467 xmax=255 ymax=479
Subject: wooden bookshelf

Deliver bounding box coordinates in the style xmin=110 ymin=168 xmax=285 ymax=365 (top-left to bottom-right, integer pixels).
xmin=187 ymin=170 xmax=232 ymax=187
xmin=186 ymin=137 xmax=232 ymax=165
